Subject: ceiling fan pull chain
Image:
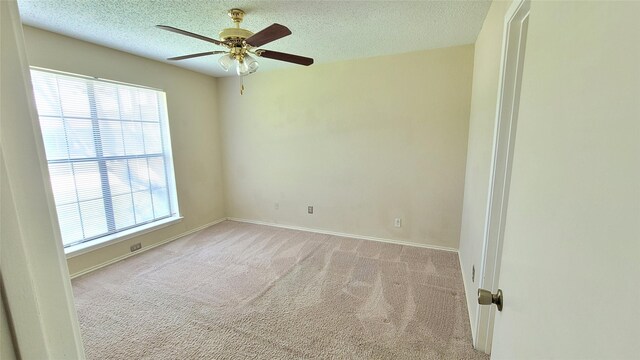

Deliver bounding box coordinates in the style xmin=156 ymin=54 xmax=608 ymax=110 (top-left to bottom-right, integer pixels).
xmin=240 ymin=76 xmax=245 ymax=95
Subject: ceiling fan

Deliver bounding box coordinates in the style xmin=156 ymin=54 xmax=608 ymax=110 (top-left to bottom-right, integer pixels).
xmin=157 ymin=8 xmax=314 ymax=77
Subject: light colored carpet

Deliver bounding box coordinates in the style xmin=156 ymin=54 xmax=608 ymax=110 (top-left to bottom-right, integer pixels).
xmin=72 ymin=221 xmax=487 ymax=359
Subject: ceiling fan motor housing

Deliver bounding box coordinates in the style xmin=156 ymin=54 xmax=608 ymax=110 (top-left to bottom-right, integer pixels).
xmin=220 ymin=8 xmax=253 ymax=45
xmin=219 ymin=28 xmax=253 ymax=43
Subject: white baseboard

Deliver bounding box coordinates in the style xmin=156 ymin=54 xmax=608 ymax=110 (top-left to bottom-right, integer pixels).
xmin=69 ymin=218 xmax=226 ymax=279
xmin=226 ymin=217 xmax=458 ymax=253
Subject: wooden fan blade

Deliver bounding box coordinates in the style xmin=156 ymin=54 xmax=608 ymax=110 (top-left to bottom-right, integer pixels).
xmin=256 ymin=50 xmax=314 ymax=66
xmin=245 ymin=23 xmax=291 ymax=47
xmin=156 ymin=25 xmax=225 ymax=46
xmin=167 ymin=51 xmax=227 ymax=61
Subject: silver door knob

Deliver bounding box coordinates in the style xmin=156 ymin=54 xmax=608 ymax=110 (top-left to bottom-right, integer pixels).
xmin=478 ymin=288 xmax=503 ymax=311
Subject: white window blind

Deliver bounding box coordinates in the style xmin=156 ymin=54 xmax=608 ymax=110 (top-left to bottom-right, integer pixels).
xmin=30 ymin=68 xmax=179 ymax=247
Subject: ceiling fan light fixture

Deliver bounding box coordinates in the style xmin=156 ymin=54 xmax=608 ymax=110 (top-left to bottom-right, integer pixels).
xmin=236 ymin=59 xmax=250 ymax=76
xmin=245 ymin=54 xmax=259 ymax=74
xmin=235 ymin=54 xmax=259 ymax=76
xmin=218 ymin=53 xmax=234 ymax=71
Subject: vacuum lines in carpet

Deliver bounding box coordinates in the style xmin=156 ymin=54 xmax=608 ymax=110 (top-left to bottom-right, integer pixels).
xmin=72 ymin=221 xmax=488 ymax=359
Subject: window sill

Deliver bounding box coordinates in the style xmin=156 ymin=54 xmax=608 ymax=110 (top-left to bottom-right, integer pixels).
xmin=64 ymin=216 xmax=183 ymax=259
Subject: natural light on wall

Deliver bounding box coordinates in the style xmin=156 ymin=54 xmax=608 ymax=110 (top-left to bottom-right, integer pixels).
xmin=30 ymin=68 xmax=179 ymax=250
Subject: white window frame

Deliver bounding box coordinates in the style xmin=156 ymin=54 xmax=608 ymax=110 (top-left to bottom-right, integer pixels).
xmin=30 ymin=67 xmax=182 ymax=257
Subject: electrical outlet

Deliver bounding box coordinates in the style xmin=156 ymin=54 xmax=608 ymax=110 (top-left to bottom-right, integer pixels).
xmin=394 ymin=218 xmax=402 ymax=228
xmin=130 ymin=243 xmax=142 ymax=252
xmin=472 ymin=265 xmax=475 ymax=283
xmin=308 ymin=206 xmax=313 ymax=214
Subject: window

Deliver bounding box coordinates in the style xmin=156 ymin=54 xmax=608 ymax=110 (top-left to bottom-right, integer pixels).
xmin=30 ymin=68 xmax=179 ymax=249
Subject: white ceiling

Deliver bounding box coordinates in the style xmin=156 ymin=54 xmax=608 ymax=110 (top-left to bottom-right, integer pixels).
xmin=17 ymin=0 xmax=491 ymax=78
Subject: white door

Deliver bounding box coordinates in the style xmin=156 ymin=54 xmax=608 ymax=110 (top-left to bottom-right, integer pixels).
xmin=474 ymin=0 xmax=530 ymax=353
xmin=487 ymin=1 xmax=640 ymax=358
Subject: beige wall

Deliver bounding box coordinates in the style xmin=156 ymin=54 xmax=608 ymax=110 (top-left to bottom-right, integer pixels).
xmin=458 ymin=0 xmax=512 ymax=342
xmin=22 ymin=27 xmax=226 ymax=276
xmin=492 ymin=1 xmax=640 ymax=357
xmin=219 ymin=45 xmax=474 ymax=249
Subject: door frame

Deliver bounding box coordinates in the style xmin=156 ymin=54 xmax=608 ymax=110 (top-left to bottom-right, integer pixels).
xmin=1 ymin=0 xmax=86 ymax=358
xmin=474 ymin=0 xmax=530 ymax=353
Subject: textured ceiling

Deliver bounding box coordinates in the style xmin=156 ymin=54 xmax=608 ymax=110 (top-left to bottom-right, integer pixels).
xmin=17 ymin=0 xmax=491 ymax=78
